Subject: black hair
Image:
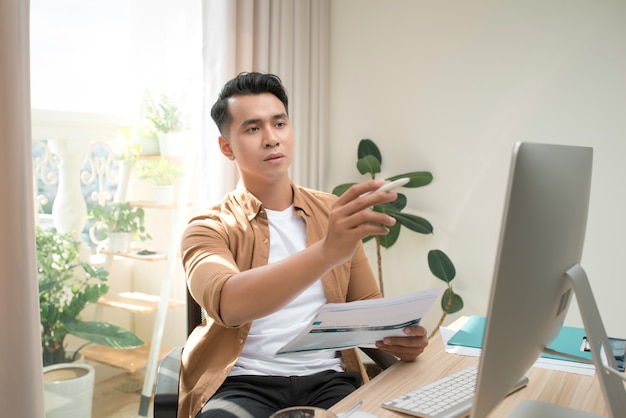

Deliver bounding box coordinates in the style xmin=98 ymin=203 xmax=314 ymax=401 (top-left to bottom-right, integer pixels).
xmin=210 ymin=72 xmax=289 ymax=135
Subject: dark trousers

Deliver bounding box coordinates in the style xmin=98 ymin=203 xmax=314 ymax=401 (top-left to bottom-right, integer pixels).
xmin=197 ymin=370 xmax=362 ymax=418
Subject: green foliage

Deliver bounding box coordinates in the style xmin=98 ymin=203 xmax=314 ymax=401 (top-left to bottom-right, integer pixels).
xmin=135 ymin=157 xmax=184 ymax=186
xmin=333 ymin=139 xmax=434 ymax=249
xmin=428 ymin=249 xmax=463 ymax=315
xmin=88 ymin=202 xmax=151 ymax=241
xmin=37 ymin=226 xmax=144 ymax=366
xmin=145 ymin=92 xmax=188 ymax=133
xmin=116 ymin=129 xmax=142 ymax=165
xmin=333 ymin=139 xmax=463 ymax=335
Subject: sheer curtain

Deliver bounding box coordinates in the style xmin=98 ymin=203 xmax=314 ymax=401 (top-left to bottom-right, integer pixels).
xmin=0 ymin=0 xmax=45 ymax=417
xmin=201 ymin=0 xmax=330 ymax=206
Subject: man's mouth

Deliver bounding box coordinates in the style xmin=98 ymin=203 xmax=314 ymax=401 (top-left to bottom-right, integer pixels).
xmin=264 ymin=153 xmax=284 ymax=161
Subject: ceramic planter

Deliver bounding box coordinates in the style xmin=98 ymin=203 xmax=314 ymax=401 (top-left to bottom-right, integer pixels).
xmin=108 ymin=231 xmax=133 ymax=253
xmin=43 ymin=362 xmax=95 ymax=418
xmin=157 ymin=132 xmax=186 ymax=157
xmin=154 ymin=184 xmax=174 ymax=205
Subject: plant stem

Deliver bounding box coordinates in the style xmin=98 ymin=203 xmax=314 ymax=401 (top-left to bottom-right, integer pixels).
xmin=428 ymin=286 xmax=454 ymax=339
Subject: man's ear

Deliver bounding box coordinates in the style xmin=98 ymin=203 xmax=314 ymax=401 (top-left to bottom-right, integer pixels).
xmin=219 ymin=136 xmax=235 ymax=160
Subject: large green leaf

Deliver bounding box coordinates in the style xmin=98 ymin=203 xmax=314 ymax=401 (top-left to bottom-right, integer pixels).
xmin=65 ymin=321 xmax=144 ymax=348
xmin=387 ymin=171 xmax=433 ymax=188
xmin=390 ymin=212 xmax=433 ymax=234
xmin=358 ymin=138 xmax=382 ymax=164
xmin=357 ymin=155 xmax=381 ymax=176
xmin=378 ymin=222 xmax=401 ymax=248
xmin=441 ymin=289 xmax=464 ymax=314
xmin=331 ymin=183 xmax=355 ymax=196
xmin=428 ymin=249 xmax=456 ymax=283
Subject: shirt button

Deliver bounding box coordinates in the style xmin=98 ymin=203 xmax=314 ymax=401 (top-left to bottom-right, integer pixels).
xmin=263 ymin=238 xmax=268 ymax=244
xmin=238 ymin=338 xmax=244 ymax=344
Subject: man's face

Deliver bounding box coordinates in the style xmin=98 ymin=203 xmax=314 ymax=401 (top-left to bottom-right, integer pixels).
xmin=219 ymin=93 xmax=294 ymax=186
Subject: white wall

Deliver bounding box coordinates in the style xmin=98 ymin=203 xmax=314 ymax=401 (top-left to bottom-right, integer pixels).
xmin=328 ymin=0 xmax=626 ymax=336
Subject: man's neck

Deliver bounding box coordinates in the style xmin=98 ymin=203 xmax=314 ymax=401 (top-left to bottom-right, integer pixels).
xmin=245 ymin=177 xmax=293 ymax=211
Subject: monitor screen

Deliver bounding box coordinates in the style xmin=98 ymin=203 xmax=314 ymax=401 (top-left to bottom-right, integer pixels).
xmin=471 ymin=142 xmax=595 ymax=416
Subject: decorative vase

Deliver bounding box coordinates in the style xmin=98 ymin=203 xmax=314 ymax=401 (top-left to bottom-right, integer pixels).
xmin=157 ymin=132 xmax=186 ymax=157
xmin=154 ymin=185 xmax=174 ymax=205
xmin=43 ymin=362 xmax=95 ymax=418
xmin=108 ymin=231 xmax=133 ymax=253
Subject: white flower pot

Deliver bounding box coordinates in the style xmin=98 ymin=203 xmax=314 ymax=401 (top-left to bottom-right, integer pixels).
xmin=137 ymin=136 xmax=160 ymax=156
xmin=108 ymin=231 xmax=133 ymax=253
xmin=154 ymin=185 xmax=174 ymax=205
xmin=157 ymin=132 xmax=186 ymax=157
xmin=43 ymin=362 xmax=95 ymax=418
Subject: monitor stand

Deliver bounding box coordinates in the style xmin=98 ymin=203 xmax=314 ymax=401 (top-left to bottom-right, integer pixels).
xmin=509 ymin=264 xmax=626 ymax=418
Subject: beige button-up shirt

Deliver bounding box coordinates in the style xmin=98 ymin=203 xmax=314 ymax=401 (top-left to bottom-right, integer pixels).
xmin=178 ymin=182 xmax=381 ymax=418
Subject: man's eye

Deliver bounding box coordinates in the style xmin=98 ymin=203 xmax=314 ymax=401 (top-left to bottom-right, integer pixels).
xmin=248 ymin=126 xmax=259 ymax=133
xmin=276 ymin=122 xmax=285 ymax=128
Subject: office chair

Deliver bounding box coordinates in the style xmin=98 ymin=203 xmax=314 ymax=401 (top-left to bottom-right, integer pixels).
xmin=153 ymin=289 xmax=398 ymax=418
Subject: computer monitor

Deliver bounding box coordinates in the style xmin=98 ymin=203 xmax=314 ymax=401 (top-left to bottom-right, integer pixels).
xmin=470 ymin=142 xmax=626 ymax=417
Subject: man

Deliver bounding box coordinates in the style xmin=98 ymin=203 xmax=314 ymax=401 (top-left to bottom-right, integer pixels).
xmin=179 ymin=72 xmax=429 ymax=418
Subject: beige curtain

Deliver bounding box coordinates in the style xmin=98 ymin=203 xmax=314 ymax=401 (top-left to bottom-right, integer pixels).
xmin=0 ymin=0 xmax=45 ymax=416
xmin=201 ymin=0 xmax=330 ymax=205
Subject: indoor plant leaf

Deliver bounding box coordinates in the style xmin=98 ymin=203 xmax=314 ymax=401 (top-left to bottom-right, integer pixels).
xmin=332 ymin=182 xmax=356 ymax=196
xmin=390 ymin=212 xmax=433 ymax=234
xmin=357 ymin=155 xmax=382 ymax=176
xmin=378 ymin=222 xmax=401 ymax=248
xmin=428 ymin=249 xmax=456 ymax=283
xmin=440 ymin=289 xmax=464 ymax=314
xmin=358 ymin=138 xmax=382 ymax=163
xmin=387 ymin=171 xmax=433 ymax=188
xmin=65 ymin=321 xmax=144 ymax=349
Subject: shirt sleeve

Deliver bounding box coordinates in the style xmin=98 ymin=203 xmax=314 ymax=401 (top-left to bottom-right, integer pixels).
xmin=180 ymin=216 xmax=240 ymax=328
xmin=346 ymin=240 xmax=383 ymax=302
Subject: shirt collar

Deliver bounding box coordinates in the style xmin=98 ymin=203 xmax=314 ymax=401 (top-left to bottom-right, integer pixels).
xmin=232 ymin=180 xmax=313 ymax=221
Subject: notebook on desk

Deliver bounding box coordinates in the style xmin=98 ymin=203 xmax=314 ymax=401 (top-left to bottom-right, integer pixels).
xmin=444 ymin=315 xmax=626 ymax=375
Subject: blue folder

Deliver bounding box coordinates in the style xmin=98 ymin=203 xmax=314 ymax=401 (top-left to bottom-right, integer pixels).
xmin=447 ymin=316 xmax=593 ymax=364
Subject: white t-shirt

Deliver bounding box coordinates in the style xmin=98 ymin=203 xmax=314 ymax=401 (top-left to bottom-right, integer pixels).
xmin=229 ymin=206 xmax=343 ymax=376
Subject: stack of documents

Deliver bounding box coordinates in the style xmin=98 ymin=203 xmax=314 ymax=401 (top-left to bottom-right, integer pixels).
xmin=440 ymin=316 xmax=596 ymax=376
xmin=277 ymin=289 xmax=441 ymax=355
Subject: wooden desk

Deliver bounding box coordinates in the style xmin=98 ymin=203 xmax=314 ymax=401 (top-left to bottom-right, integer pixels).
xmin=330 ymin=336 xmax=607 ymax=417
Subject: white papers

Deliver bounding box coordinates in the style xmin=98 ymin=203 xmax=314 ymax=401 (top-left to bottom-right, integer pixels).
xmin=277 ymin=289 xmax=441 ymax=355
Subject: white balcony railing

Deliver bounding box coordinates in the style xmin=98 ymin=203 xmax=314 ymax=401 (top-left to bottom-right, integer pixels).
xmin=31 ymin=109 xmax=130 ymax=237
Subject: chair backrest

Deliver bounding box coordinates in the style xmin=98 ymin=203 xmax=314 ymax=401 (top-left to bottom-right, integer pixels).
xmin=186 ymin=288 xmax=203 ymax=336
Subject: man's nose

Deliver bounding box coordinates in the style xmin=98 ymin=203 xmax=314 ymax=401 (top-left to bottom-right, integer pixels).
xmin=263 ymin=132 xmax=280 ymax=148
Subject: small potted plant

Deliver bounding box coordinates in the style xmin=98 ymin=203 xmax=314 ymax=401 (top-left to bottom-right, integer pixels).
xmin=37 ymin=226 xmax=144 ymax=417
xmin=135 ymin=158 xmax=184 ymax=204
xmin=145 ymin=91 xmax=189 ymax=157
xmin=113 ymin=131 xmax=142 ymax=202
xmin=88 ymin=202 xmax=151 ymax=253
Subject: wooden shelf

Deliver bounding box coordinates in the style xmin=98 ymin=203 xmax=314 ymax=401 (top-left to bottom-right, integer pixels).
xmin=83 ymin=343 xmax=172 ymax=374
xmin=128 ymin=200 xmax=177 ymax=210
xmin=97 ymin=291 xmax=185 ymax=314
xmin=99 ymin=249 xmax=167 ymax=261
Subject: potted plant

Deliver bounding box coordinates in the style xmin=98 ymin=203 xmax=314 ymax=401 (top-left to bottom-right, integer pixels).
xmin=333 ymin=139 xmax=462 ymax=338
xmin=130 ymin=119 xmax=160 ymax=156
xmin=88 ymin=202 xmax=151 ymax=252
xmin=135 ymin=157 xmax=184 ymax=205
xmin=113 ymin=131 xmax=142 ymax=202
xmin=37 ymin=226 xmax=144 ymax=417
xmin=145 ymin=92 xmax=189 ymax=157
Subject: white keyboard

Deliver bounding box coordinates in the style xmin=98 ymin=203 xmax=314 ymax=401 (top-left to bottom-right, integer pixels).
xmin=381 ymin=367 xmax=529 ymax=418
